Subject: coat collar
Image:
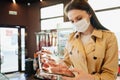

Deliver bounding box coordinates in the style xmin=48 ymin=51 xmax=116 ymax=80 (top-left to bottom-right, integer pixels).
xmin=73 ymin=29 xmax=103 ymax=39
xmin=91 ymin=29 xmax=103 ymax=39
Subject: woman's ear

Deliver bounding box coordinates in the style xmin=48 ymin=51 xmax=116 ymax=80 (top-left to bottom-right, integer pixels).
xmin=89 ymin=14 xmax=92 ymax=18
xmin=87 ymin=11 xmax=92 ymax=17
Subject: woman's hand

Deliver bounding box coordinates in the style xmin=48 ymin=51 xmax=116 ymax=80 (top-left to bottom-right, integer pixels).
xmin=61 ymin=68 xmax=94 ymax=80
xmin=42 ymin=61 xmax=75 ymax=77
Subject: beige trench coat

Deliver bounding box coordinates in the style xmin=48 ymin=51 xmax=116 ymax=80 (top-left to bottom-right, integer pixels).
xmin=63 ymin=29 xmax=118 ymax=80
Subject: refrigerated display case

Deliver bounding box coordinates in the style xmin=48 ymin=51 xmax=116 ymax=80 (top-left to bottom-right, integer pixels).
xmin=34 ymin=30 xmax=59 ymax=80
xmin=57 ymin=22 xmax=74 ymax=57
xmin=35 ymin=31 xmax=51 ymax=51
xmin=33 ymin=22 xmax=74 ymax=79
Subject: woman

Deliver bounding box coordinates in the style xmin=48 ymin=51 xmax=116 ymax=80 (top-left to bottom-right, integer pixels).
xmin=42 ymin=0 xmax=118 ymax=80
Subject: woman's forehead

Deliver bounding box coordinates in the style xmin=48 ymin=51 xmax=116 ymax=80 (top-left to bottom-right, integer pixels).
xmin=67 ymin=9 xmax=87 ymax=19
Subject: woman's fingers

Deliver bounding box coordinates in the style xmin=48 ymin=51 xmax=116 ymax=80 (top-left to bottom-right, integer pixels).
xmin=41 ymin=50 xmax=52 ymax=54
xmin=69 ymin=68 xmax=82 ymax=74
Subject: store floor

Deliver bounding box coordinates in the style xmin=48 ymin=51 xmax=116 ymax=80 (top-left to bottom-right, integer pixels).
xmin=3 ymin=72 xmax=120 ymax=80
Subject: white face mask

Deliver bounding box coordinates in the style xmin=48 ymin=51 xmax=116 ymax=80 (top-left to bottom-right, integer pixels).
xmin=73 ymin=18 xmax=90 ymax=32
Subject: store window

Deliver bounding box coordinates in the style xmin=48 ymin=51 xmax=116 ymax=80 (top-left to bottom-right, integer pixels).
xmin=40 ymin=3 xmax=64 ymax=30
xmin=95 ymin=9 xmax=120 ymax=32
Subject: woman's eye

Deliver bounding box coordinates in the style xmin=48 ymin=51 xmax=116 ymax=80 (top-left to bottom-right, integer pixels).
xmin=77 ymin=17 xmax=82 ymax=20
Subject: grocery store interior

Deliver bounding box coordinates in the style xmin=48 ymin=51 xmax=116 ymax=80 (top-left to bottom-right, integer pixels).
xmin=0 ymin=0 xmax=120 ymax=80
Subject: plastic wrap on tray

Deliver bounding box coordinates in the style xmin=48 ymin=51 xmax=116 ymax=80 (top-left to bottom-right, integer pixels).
xmin=37 ymin=50 xmax=75 ymax=78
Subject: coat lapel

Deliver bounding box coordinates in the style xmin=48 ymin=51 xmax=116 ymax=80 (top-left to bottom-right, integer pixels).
xmin=72 ymin=34 xmax=86 ymax=57
xmin=84 ymin=38 xmax=96 ymax=55
xmin=94 ymin=38 xmax=105 ymax=58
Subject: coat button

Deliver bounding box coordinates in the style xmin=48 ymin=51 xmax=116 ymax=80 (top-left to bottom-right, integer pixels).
xmin=93 ymin=56 xmax=97 ymax=60
xmin=70 ymin=51 xmax=72 ymax=55
xmin=76 ymin=35 xmax=79 ymax=38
